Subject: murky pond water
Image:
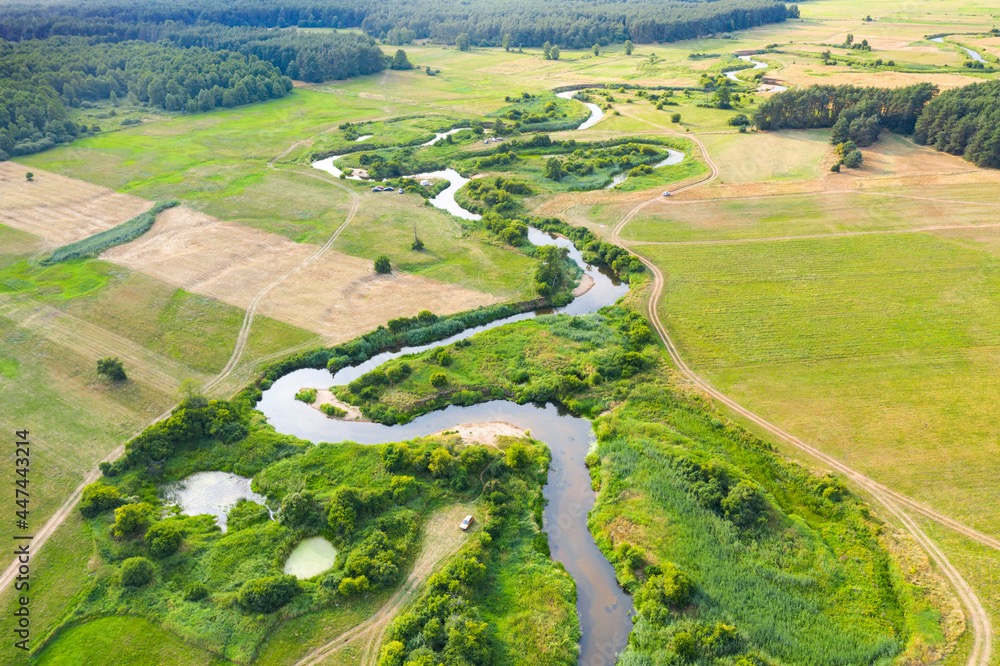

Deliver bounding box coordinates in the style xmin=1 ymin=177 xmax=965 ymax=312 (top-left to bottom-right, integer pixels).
xmin=162 ymin=471 xmax=269 ymax=532
xmin=284 ymin=537 xmax=338 ymax=579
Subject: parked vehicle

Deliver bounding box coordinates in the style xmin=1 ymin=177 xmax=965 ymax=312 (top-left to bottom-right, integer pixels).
xmin=460 ymin=515 xmax=474 ymax=531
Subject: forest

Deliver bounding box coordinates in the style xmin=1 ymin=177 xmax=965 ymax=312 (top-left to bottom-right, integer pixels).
xmin=0 ymin=37 xmax=292 ymax=159
xmin=914 ymin=79 xmax=1000 ymax=168
xmin=753 ymin=83 xmax=937 ymax=146
xmin=0 ymin=21 xmax=388 ymax=83
xmin=1 ymin=0 xmax=794 ymax=49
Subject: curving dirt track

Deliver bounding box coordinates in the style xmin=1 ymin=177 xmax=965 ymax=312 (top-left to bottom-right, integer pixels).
xmin=293 ymin=504 xmax=473 ymax=666
xmin=610 ymin=129 xmax=994 ymax=666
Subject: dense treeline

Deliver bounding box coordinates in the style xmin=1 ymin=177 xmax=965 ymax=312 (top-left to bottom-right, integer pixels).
xmin=914 ymin=80 xmax=1000 ymax=168
xmin=0 ymin=37 xmax=291 ymax=158
xmin=0 ymin=19 xmax=388 ymax=84
xmin=753 ymin=83 xmax=937 ymax=145
xmin=1 ymin=0 xmax=792 ymax=48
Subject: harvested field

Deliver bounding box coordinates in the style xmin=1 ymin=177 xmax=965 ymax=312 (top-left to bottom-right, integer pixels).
xmin=0 ymin=162 xmax=151 ymax=246
xmin=103 ymin=206 xmax=502 ymax=342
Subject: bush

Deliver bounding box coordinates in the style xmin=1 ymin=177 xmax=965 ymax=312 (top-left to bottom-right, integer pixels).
xmin=294 ymin=388 xmax=317 ymax=403
xmin=278 ymin=491 xmax=323 ymax=529
xmin=238 ymin=575 xmax=300 ymax=613
xmin=45 ymin=201 xmax=178 ymax=264
xmin=635 ymin=566 xmax=695 ymax=623
xmin=111 ymin=502 xmax=154 ymax=538
xmin=430 ymin=372 xmax=447 ymax=388
xmin=374 ymin=255 xmax=392 ymax=274
xmin=227 ymin=499 xmax=271 ymax=532
xmin=79 ymin=483 xmax=123 ymax=517
xmin=184 ymin=582 xmax=209 ymax=601
xmin=119 ymin=557 xmax=154 ymax=587
xmin=671 ymin=113 xmax=682 ymax=123
xmin=728 ymin=114 xmax=751 ymax=126
xmin=842 ymin=149 xmax=863 ymax=168
xmin=338 ymin=575 xmax=370 ymax=596
xmin=96 ymin=357 xmax=127 ymax=381
xmin=721 ymin=481 xmax=769 ymax=529
xmin=320 ymin=403 xmax=347 ymax=418
xmin=145 ymin=521 xmax=184 ymax=558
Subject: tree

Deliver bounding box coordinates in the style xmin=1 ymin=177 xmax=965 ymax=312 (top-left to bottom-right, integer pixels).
xmin=504 ymin=442 xmax=532 ymax=469
xmin=671 ymin=113 xmax=682 ymax=123
xmin=109 ymin=90 xmax=119 ymax=106
xmin=145 ymin=521 xmax=184 ymax=557
xmin=456 ymin=33 xmax=471 ymax=52
xmin=542 ymin=41 xmax=552 ymax=59
xmin=845 ymin=33 xmax=854 ymax=46
xmin=592 ymin=44 xmax=600 ymax=56
xmin=238 ymin=575 xmax=300 ymax=613
xmin=831 ymin=162 xmax=841 ymax=172
xmin=842 ymin=149 xmax=863 ymax=168
xmin=374 ymin=255 xmax=392 ymax=274
xmin=625 ymin=40 xmax=634 ymax=55
xmin=119 ymin=556 xmax=154 ymax=587
xmin=111 ymin=502 xmax=153 ymax=538
xmin=411 ymin=224 xmax=424 ymax=251
xmin=97 ymin=356 xmax=127 ymax=381
xmin=714 ymin=85 xmax=732 ymax=109
xmin=721 ymin=481 xmax=769 ymax=529
xmin=278 ymin=491 xmax=322 ymax=529
xmin=390 ymin=49 xmax=413 ymax=70
xmin=544 ymin=157 xmax=564 ymax=181
xmin=502 ymin=34 xmax=512 ymax=52
xmin=25 ymin=172 xmax=33 ymax=182
xmin=550 ymin=46 xmax=560 ymax=61
xmin=79 ymin=483 xmax=123 ymax=517
xmin=534 ymin=245 xmax=570 ymax=297
xmin=428 ymin=447 xmax=457 ymax=477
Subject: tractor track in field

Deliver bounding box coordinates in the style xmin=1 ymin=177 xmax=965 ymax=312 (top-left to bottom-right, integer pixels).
xmin=0 ymin=145 xmax=361 ymax=598
xmin=610 ymin=123 xmax=993 ymax=666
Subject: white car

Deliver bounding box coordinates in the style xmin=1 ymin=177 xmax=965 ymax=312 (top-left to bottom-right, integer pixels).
xmin=662 ymin=191 xmax=672 ymax=197
xmin=460 ymin=515 xmax=474 ymax=531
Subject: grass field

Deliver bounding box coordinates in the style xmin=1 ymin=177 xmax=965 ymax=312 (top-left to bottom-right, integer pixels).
xmin=5 ymin=0 xmax=1000 ymax=660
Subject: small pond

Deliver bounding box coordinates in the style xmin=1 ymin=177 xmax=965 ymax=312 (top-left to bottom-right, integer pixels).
xmin=162 ymin=471 xmax=269 ymax=532
xmin=284 ymin=537 xmax=338 ymax=579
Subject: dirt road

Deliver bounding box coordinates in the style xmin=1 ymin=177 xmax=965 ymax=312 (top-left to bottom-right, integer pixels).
xmin=610 ymin=123 xmax=994 ymax=666
xmin=293 ymin=504 xmax=473 ymax=666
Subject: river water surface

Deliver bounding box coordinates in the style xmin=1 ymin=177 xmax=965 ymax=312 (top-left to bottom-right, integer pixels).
xmin=263 ymin=156 xmax=632 ymax=661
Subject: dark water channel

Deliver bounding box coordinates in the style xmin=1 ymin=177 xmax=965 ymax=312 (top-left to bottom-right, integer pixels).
xmin=257 ymin=187 xmax=632 ymax=663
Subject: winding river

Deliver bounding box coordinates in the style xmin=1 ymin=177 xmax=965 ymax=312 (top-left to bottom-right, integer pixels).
xmin=931 ymin=36 xmax=986 ymax=63
xmin=724 ymin=54 xmax=788 ymax=93
xmin=278 ymin=112 xmax=634 ymax=663
xmin=556 ymin=90 xmax=605 ymax=130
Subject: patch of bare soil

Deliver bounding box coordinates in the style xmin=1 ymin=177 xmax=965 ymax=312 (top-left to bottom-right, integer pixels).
xmin=102 ymin=206 xmax=500 ymax=342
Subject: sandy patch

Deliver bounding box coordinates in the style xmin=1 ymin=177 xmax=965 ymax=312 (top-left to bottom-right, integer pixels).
xmin=310 ymin=390 xmax=366 ymax=421
xmin=436 ymin=421 xmax=528 ymax=446
xmin=102 ymin=206 xmax=500 ymax=342
xmin=572 ymin=273 xmax=595 ymax=297
xmin=0 ymin=163 xmax=152 ymax=246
